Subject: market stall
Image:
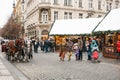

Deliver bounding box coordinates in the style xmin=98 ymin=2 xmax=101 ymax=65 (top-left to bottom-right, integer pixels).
xmin=49 ymin=18 xmax=102 ymax=51
xmin=93 ymin=8 xmax=120 ymax=58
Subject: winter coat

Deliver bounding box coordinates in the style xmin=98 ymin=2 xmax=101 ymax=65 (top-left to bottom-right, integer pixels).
xmin=91 ymin=40 xmax=99 ymax=52
xmin=85 ymin=42 xmax=91 ymax=52
xmin=78 ymin=40 xmax=83 ymax=51
xmin=92 ymin=51 xmax=99 ymax=60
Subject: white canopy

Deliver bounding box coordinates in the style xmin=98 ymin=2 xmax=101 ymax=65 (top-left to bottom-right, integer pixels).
xmin=49 ymin=18 xmax=102 ymax=36
xmin=94 ymin=8 xmax=120 ymax=32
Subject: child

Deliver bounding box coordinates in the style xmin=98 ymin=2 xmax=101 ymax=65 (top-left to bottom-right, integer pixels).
xmin=73 ymin=43 xmax=79 ymax=60
xmin=92 ymin=49 xmax=100 ymax=63
xmin=75 ymin=48 xmax=79 ymax=60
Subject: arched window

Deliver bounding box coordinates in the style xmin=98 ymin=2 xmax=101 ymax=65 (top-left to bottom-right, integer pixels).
xmin=41 ymin=30 xmax=48 ymax=40
xmin=42 ymin=11 xmax=48 ymax=23
xmin=41 ymin=30 xmax=48 ymax=35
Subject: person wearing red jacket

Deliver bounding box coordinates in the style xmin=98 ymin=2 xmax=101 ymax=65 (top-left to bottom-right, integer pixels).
xmin=116 ymin=39 xmax=120 ymax=59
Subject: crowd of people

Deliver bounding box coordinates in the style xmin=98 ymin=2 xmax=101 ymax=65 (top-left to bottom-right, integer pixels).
xmin=1 ymin=35 xmax=120 ymax=62
xmin=31 ymin=38 xmax=55 ymax=53
xmin=59 ymin=36 xmax=103 ymax=62
xmin=0 ymin=37 xmax=55 ymax=54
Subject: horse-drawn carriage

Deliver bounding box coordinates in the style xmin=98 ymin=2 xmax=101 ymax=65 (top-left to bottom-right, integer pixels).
xmin=3 ymin=38 xmax=33 ymax=62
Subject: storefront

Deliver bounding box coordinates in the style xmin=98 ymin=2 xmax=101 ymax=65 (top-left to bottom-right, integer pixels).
xmin=93 ymin=8 xmax=120 ymax=58
xmin=95 ymin=32 xmax=120 ymax=58
xmin=41 ymin=30 xmax=49 ymax=40
xmin=49 ymin=18 xmax=102 ymax=51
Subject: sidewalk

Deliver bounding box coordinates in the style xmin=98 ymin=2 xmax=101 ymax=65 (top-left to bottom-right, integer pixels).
xmin=0 ymin=52 xmax=29 ymax=80
xmin=0 ymin=44 xmax=29 ymax=80
xmin=0 ymin=55 xmax=15 ymax=80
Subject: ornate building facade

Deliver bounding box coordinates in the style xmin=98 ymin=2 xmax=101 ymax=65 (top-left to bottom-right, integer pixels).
xmin=16 ymin=0 xmax=120 ymax=39
xmin=13 ymin=0 xmax=25 ymax=37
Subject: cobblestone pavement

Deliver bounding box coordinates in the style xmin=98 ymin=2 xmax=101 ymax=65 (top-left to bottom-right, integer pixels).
xmin=0 ymin=45 xmax=28 ymax=80
xmin=0 ymin=58 xmax=15 ymax=80
xmin=0 ymin=54 xmax=29 ymax=80
xmin=11 ymin=50 xmax=120 ymax=80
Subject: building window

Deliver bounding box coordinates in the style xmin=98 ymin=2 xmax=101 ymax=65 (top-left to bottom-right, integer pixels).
xmin=41 ymin=0 xmax=45 ymax=2
xmin=115 ymin=0 xmax=119 ymax=9
xmin=64 ymin=12 xmax=68 ymax=19
xmin=64 ymin=0 xmax=72 ymax=6
xmin=98 ymin=1 xmax=102 ymax=10
xmin=22 ymin=4 xmax=24 ymax=11
xmin=68 ymin=0 xmax=72 ymax=6
xmin=64 ymin=0 xmax=67 ymax=6
xmin=42 ymin=11 xmax=48 ymax=23
xmin=54 ymin=11 xmax=58 ymax=21
xmin=106 ymin=2 xmax=112 ymax=11
xmin=79 ymin=13 xmax=83 ymax=18
xmin=41 ymin=30 xmax=48 ymax=35
xmin=79 ymin=0 xmax=82 ymax=7
xmin=88 ymin=0 xmax=93 ymax=9
xmin=98 ymin=15 xmax=102 ymax=18
xmin=41 ymin=0 xmax=49 ymax=3
xmin=109 ymin=3 xmax=112 ymax=10
xmin=54 ymin=0 xmax=58 ymax=4
xmin=69 ymin=13 xmax=72 ymax=19
xmin=106 ymin=2 xmax=109 ymax=11
xmin=115 ymin=4 xmax=119 ymax=8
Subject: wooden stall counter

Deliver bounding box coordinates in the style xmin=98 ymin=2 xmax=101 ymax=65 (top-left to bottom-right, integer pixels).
xmin=103 ymin=46 xmax=116 ymax=58
xmin=102 ymin=33 xmax=120 ymax=59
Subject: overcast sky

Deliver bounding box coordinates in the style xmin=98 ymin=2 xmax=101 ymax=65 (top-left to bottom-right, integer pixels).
xmin=0 ymin=0 xmax=13 ymax=28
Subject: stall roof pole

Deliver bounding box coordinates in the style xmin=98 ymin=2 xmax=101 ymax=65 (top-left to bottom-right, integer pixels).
xmin=92 ymin=10 xmax=111 ymax=33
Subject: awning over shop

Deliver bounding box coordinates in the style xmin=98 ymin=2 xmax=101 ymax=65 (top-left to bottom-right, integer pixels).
xmin=49 ymin=18 xmax=102 ymax=36
xmin=93 ymin=8 xmax=120 ymax=32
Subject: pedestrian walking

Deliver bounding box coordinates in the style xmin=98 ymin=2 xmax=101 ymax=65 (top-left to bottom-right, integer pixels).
xmin=65 ymin=39 xmax=73 ymax=61
xmin=85 ymin=40 xmax=92 ymax=60
xmin=1 ymin=40 xmax=6 ymax=52
xmin=59 ymin=50 xmax=65 ymax=61
xmin=91 ymin=39 xmax=99 ymax=52
xmin=73 ymin=43 xmax=79 ymax=60
xmin=49 ymin=38 xmax=55 ymax=52
xmin=34 ymin=39 xmax=39 ymax=53
xmin=44 ymin=39 xmax=49 ymax=53
xmin=92 ymin=49 xmax=100 ymax=63
xmin=90 ymin=39 xmax=100 ymax=63
xmin=39 ymin=37 xmax=45 ymax=51
xmin=77 ymin=37 xmax=83 ymax=60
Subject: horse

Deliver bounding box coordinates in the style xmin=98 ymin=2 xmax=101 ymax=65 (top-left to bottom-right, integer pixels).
xmin=15 ymin=38 xmax=26 ymax=62
xmin=6 ymin=40 xmax=18 ymax=61
xmin=23 ymin=39 xmax=33 ymax=62
xmin=6 ymin=38 xmax=33 ymax=62
xmin=15 ymin=38 xmax=33 ymax=62
xmin=6 ymin=38 xmax=24 ymax=62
